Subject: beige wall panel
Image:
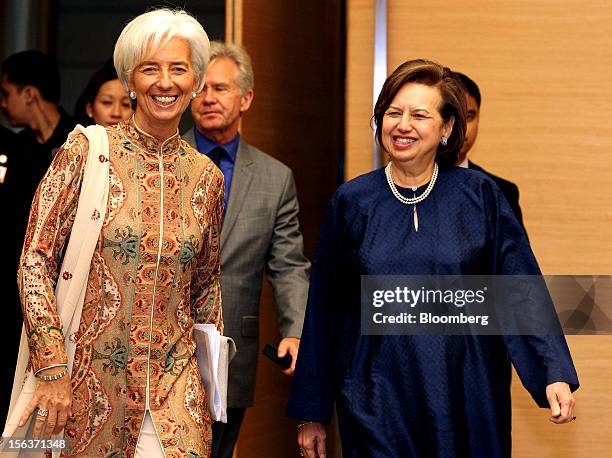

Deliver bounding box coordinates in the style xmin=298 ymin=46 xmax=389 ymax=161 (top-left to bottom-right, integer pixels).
xmin=225 ymin=0 xmax=242 ymax=44
xmin=512 ymin=336 xmax=612 ymax=457
xmin=387 ymin=0 xmax=612 ymax=275
xmin=345 ymin=0 xmax=375 ymax=180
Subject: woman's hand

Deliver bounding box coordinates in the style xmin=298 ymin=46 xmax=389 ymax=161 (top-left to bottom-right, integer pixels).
xmin=546 ymin=381 xmax=576 ymax=424
xmin=19 ymin=367 xmax=72 ymax=438
xmin=298 ymin=422 xmax=326 ymax=457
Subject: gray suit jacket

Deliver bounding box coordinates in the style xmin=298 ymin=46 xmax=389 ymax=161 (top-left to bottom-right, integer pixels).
xmin=184 ymin=128 xmax=310 ymax=407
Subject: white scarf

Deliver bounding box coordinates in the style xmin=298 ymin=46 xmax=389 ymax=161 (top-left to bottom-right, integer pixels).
xmin=1 ymin=125 xmax=109 ymax=457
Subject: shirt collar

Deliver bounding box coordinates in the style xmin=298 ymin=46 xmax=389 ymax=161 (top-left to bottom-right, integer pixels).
xmin=119 ymin=116 xmax=181 ymax=156
xmin=194 ymin=127 xmax=240 ymax=163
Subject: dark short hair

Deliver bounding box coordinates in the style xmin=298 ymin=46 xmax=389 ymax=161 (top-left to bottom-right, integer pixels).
xmin=1 ymin=50 xmax=60 ymax=103
xmin=454 ymin=72 xmax=481 ymax=108
xmin=74 ymin=59 xmax=120 ymax=126
xmin=373 ymin=59 xmax=466 ymax=168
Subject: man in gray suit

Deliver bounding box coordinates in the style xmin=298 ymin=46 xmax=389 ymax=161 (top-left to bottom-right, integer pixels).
xmin=183 ymin=42 xmax=310 ymax=458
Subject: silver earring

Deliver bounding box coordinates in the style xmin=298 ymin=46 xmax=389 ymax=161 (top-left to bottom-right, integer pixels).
xmin=191 ymin=91 xmax=197 ymax=99
xmin=129 ymin=90 xmax=136 ymax=100
xmin=440 ymin=137 xmax=448 ymax=146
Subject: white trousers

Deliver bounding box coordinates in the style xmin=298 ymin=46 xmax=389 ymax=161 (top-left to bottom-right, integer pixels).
xmin=135 ymin=410 xmax=165 ymax=457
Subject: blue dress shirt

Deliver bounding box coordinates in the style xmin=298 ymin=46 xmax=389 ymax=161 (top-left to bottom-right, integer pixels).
xmin=193 ymin=128 xmax=239 ymax=213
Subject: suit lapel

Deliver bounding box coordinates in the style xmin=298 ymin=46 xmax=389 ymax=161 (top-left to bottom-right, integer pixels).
xmin=221 ymin=139 xmax=254 ymax=249
xmin=182 ymin=127 xmax=197 ymax=149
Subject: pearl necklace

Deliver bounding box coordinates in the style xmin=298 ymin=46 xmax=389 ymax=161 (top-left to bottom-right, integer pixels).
xmin=384 ymin=162 xmax=438 ymax=231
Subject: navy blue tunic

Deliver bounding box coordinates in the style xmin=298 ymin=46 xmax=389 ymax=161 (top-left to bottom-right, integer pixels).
xmin=286 ymin=167 xmax=579 ymax=458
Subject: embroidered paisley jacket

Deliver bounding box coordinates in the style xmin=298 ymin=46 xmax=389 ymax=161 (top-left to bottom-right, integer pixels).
xmin=18 ymin=119 xmax=224 ymax=457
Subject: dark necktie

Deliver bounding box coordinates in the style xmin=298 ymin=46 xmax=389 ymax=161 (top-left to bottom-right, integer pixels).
xmin=209 ymin=146 xmax=228 ymax=220
xmin=209 ymin=146 xmax=225 ymax=171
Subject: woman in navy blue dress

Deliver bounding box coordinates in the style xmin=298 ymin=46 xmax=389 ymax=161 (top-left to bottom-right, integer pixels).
xmin=286 ymin=59 xmax=578 ymax=458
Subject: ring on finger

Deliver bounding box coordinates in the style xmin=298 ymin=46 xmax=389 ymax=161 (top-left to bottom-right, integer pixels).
xmin=36 ymin=409 xmax=49 ymax=418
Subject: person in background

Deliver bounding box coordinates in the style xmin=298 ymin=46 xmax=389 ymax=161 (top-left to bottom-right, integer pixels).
xmin=12 ymin=9 xmax=223 ymax=456
xmin=287 ymin=59 xmax=578 ymax=458
xmin=1 ymin=50 xmax=75 ymax=209
xmin=74 ymin=59 xmax=132 ymax=127
xmin=183 ymin=41 xmax=310 ymax=458
xmin=454 ymin=71 xmax=525 ymax=231
xmin=1 ymin=50 xmax=74 ymax=164
xmin=0 ymin=51 xmax=73 ymax=431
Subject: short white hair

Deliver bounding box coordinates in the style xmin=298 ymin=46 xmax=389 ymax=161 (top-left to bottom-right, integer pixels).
xmin=209 ymin=41 xmax=254 ymax=94
xmin=114 ymin=8 xmax=210 ymax=92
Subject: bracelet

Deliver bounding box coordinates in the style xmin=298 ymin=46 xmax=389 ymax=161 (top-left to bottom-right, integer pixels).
xmin=34 ymin=363 xmax=68 ymax=375
xmin=34 ymin=366 xmax=69 ymax=381
xmin=297 ymin=421 xmax=315 ymax=430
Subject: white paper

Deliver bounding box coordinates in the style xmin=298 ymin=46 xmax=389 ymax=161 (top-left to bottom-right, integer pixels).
xmin=193 ymin=324 xmax=222 ymax=420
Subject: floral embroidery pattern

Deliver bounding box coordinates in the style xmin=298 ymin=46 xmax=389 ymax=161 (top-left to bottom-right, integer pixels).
xmin=164 ymin=344 xmax=191 ymax=376
xmin=179 ymin=235 xmax=200 ymax=269
xmin=104 ymin=161 xmax=126 ymax=226
xmin=65 ymin=369 xmax=111 ymax=455
xmin=18 ymin=120 xmax=223 ymax=457
xmin=93 ymin=337 xmax=127 ymax=376
xmin=103 ymin=226 xmax=138 ymax=265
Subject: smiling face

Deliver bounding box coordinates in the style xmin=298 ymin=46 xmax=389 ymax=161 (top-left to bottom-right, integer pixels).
xmin=382 ymin=82 xmax=454 ymax=169
xmin=87 ymin=79 xmax=131 ymax=127
xmin=130 ymin=37 xmax=197 ymax=138
xmin=191 ymin=57 xmax=253 ymax=144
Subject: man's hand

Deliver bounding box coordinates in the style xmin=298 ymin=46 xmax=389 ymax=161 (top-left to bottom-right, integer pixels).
xmin=546 ymin=381 xmax=576 ymax=424
xmin=277 ymin=337 xmax=300 ymax=376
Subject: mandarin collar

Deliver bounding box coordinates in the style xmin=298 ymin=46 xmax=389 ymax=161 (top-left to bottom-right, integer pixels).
xmin=120 ymin=116 xmax=181 ymax=156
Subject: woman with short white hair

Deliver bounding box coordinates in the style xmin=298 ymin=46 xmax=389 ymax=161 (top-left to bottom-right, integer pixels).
xmin=14 ymin=8 xmax=223 ymax=456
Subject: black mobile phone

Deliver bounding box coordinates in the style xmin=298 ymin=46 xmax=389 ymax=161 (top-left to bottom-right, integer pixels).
xmin=262 ymin=343 xmax=292 ymax=370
